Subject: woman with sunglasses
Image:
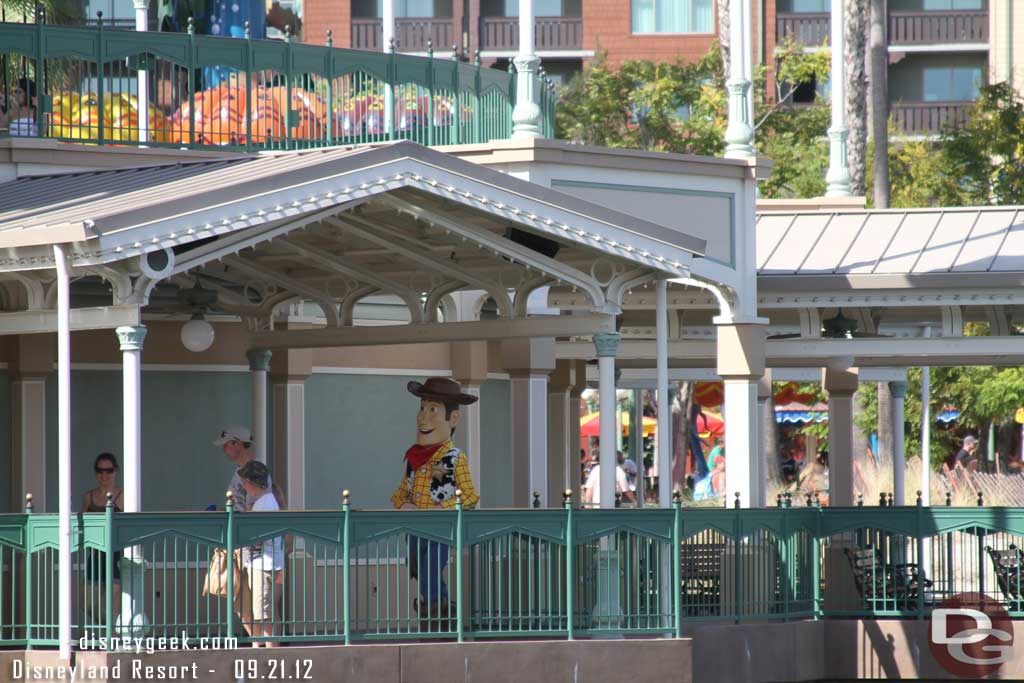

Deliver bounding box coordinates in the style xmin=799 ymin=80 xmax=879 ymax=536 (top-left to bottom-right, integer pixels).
xmin=82 ymin=453 xmax=124 ymax=623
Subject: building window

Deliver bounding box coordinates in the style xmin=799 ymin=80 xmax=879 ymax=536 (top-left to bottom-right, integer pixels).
xmin=922 ymin=0 xmax=983 ymax=10
xmin=922 ymin=66 xmax=982 ymax=101
xmin=631 ymin=0 xmax=714 ymax=34
xmin=500 ymin=0 xmax=564 ymax=15
xmin=371 ymin=0 xmax=451 ymax=17
xmin=790 ymin=0 xmax=828 ymax=12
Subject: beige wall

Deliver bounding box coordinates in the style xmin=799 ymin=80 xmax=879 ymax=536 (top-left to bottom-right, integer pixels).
xmin=989 ymin=0 xmax=1024 ymax=88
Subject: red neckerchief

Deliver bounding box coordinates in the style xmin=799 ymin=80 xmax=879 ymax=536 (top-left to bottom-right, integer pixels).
xmin=405 ymin=441 xmax=447 ymax=471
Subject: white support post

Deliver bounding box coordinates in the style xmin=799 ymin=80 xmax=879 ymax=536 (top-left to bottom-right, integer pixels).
xmin=656 ymin=280 xmax=672 ymax=508
xmin=716 ymin=323 xmax=766 ymax=508
xmin=505 ymin=337 xmax=554 ymax=507
xmin=594 ymin=332 xmax=621 ymax=509
xmin=724 ymin=0 xmax=755 ymax=158
xmin=383 ymin=0 xmax=395 ymax=131
xmin=824 ymin=366 xmax=858 ymax=507
xmin=116 ymin=325 xmax=147 ymax=638
xmin=825 ymin=0 xmax=852 ymax=197
xmin=889 ymin=379 xmax=908 ymax=506
xmin=247 ymin=350 xmax=272 ymax=464
xmin=631 ymin=389 xmax=644 ymax=507
xmin=920 ymin=329 xmax=931 ymax=506
xmin=134 ymin=0 xmax=149 ymax=143
xmin=53 ymin=244 xmax=72 ymax=662
xmin=511 ymin=0 xmax=542 ymax=138
xmin=455 ymin=383 xmax=483 ymax=504
xmin=117 ymin=326 xmax=147 ymax=512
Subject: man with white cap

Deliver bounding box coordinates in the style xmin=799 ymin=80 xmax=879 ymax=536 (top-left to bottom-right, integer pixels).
xmin=213 ymin=426 xmax=272 ymax=512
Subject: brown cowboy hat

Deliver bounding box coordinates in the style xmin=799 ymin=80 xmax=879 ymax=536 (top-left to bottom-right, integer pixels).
xmin=407 ymin=377 xmax=478 ymax=405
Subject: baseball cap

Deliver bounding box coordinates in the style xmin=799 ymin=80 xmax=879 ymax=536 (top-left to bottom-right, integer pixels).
xmin=237 ymin=460 xmax=269 ymax=488
xmin=213 ymin=426 xmax=253 ymax=447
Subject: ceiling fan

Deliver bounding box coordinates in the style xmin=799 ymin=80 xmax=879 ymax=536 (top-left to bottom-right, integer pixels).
xmin=768 ymin=309 xmax=891 ymax=340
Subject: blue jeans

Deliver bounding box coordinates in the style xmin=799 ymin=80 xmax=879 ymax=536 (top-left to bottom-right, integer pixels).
xmin=408 ymin=537 xmax=450 ymax=604
xmin=690 ymin=430 xmax=709 ymax=480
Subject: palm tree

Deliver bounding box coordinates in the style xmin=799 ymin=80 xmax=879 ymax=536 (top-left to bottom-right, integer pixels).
xmin=869 ymin=0 xmax=890 ymax=208
xmin=1 ymin=0 xmax=83 ymax=25
xmin=844 ymin=0 xmax=868 ymax=196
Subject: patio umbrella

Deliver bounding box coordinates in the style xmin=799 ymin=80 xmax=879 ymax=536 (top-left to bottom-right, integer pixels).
xmin=694 ymin=381 xmax=723 ymax=408
xmin=694 ymin=410 xmax=724 ymax=439
xmin=579 ymin=411 xmax=658 ymax=438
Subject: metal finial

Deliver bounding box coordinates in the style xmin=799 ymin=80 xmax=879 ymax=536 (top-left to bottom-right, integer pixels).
xmin=978 ymin=491 xmax=984 ymax=507
xmin=784 ymin=491 xmax=793 ymax=508
xmin=106 ymin=491 xmax=114 ymax=508
xmin=244 ymin=20 xmax=251 ymax=39
xmin=342 ymin=489 xmax=350 ymax=506
xmin=806 ymin=493 xmax=813 ymax=507
xmin=615 ymin=491 xmax=622 ymax=508
xmin=187 ymin=16 xmax=195 ymax=34
xmin=563 ymin=489 xmax=573 ymax=505
xmin=326 ymin=28 xmax=333 ymax=47
xmin=25 ymin=493 xmax=33 ymax=511
xmin=945 ymin=491 xmax=952 ymax=506
xmin=225 ymin=490 xmax=234 ymax=507
xmin=96 ymin=10 xmax=103 ymax=24
xmin=508 ymin=61 xmax=515 ymax=74
xmin=733 ymin=492 xmax=741 ymax=509
xmin=887 ymin=492 xmax=894 ymax=507
xmin=776 ymin=494 xmax=783 ymax=508
xmin=814 ymin=493 xmax=821 ymax=508
xmin=879 ymin=493 xmax=887 ymax=507
xmin=856 ymin=494 xmax=863 ymax=507
xmin=532 ymin=491 xmax=541 ymax=508
xmin=455 ymin=488 xmax=464 ymax=505
xmin=916 ymin=490 xmax=923 ymax=506
xmin=389 ymin=37 xmax=396 ymax=52
xmin=474 ymin=50 xmax=480 ymax=66
xmin=427 ymin=39 xmax=433 ymax=56
xmin=672 ymin=489 xmax=682 ymax=505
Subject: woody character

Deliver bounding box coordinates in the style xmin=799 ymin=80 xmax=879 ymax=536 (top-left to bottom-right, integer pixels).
xmin=390 ymin=377 xmax=479 ymax=624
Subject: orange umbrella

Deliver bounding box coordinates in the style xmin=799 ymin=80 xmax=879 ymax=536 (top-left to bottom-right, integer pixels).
xmin=774 ymin=382 xmax=817 ymax=405
xmin=694 ymin=381 xmax=723 ymax=408
xmin=579 ymin=411 xmax=657 ymax=438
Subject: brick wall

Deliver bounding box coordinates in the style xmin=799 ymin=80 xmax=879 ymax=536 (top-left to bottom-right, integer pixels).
xmin=582 ymin=0 xmax=716 ymax=66
xmin=304 ymin=0 xmax=352 ymax=47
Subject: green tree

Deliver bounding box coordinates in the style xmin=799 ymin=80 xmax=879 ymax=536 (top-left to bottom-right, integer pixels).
xmin=556 ymin=42 xmax=831 ymax=198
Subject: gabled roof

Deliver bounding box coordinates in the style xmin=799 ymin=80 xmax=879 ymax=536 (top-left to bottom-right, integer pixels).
xmin=0 ymin=140 xmax=705 ymax=273
xmin=757 ymin=206 xmax=1024 ymax=276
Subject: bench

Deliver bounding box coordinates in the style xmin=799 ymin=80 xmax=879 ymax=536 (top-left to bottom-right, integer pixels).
xmin=986 ymin=544 xmax=1023 ymax=608
xmin=679 ymin=542 xmax=725 ymax=616
xmin=844 ymin=544 xmax=932 ymax=612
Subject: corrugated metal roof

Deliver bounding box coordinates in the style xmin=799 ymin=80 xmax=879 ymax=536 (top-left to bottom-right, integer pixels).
xmin=757 ymin=207 xmax=1024 ymax=274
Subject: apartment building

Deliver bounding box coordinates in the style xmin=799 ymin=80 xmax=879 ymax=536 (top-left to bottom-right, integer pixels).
xmin=771 ymin=0 xmax=1000 ymax=136
xmin=302 ymin=0 xmax=721 ymax=83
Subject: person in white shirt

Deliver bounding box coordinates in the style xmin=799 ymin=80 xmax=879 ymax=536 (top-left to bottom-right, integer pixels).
xmin=583 ymin=452 xmax=635 ymax=506
xmin=236 ymin=460 xmax=283 ymax=647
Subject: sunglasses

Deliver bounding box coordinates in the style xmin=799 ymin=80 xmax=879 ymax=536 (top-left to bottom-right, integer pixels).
xmin=95 ymin=467 xmax=115 ymax=474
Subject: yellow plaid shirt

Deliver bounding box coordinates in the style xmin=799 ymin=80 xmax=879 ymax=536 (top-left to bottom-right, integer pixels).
xmin=391 ymin=440 xmax=479 ymax=510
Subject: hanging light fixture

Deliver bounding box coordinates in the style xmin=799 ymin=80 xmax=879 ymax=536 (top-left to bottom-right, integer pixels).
xmin=178 ymin=278 xmax=218 ymax=352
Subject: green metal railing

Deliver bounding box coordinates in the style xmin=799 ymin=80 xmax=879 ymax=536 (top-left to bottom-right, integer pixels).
xmin=2 ymin=492 xmax=1022 ymax=649
xmin=0 ymin=17 xmax=557 ymax=150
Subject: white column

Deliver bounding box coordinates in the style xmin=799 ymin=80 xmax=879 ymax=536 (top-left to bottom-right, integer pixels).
xmin=594 ymin=333 xmax=620 ymax=509
xmin=511 ymin=0 xmax=542 ymax=138
xmin=116 ymin=326 xmax=147 ymax=512
xmin=656 ymin=280 xmax=672 ymax=508
xmin=511 ymin=373 xmax=549 ymax=506
xmin=724 ymin=0 xmax=754 ymax=158
xmin=247 ymin=350 xmax=272 ymax=464
xmin=920 ymin=328 xmax=931 ymax=506
xmin=889 ymin=379 xmax=908 ymax=506
xmin=717 ymin=323 xmax=766 ymax=508
xmin=273 ymin=381 xmax=306 ymax=510
xmin=10 ymin=335 xmax=52 ymax=512
xmin=454 ymin=383 xmax=482 ymax=503
xmin=825 ymin=0 xmax=852 ymax=197
xmin=270 ymin=347 xmax=311 ymax=510
xmin=824 ymin=366 xmax=858 ymax=507
xmin=383 ymin=0 xmax=395 ymax=132
xmin=631 ymin=389 xmax=644 ymax=507
xmin=134 ymin=0 xmax=149 ymax=143
xmin=53 ymin=244 xmax=72 ymax=662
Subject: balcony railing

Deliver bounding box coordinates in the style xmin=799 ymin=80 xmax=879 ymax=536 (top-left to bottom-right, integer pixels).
xmin=775 ymin=12 xmax=829 ymax=47
xmin=892 ymin=101 xmax=972 ymax=135
xmin=351 ymin=17 xmax=455 ymax=52
xmin=0 ymin=20 xmax=556 ymax=150
xmin=888 ymin=10 xmax=988 ymax=46
xmin=480 ymin=16 xmax=583 ymax=52
xmin=2 ymin=500 xmax=1023 ymax=648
